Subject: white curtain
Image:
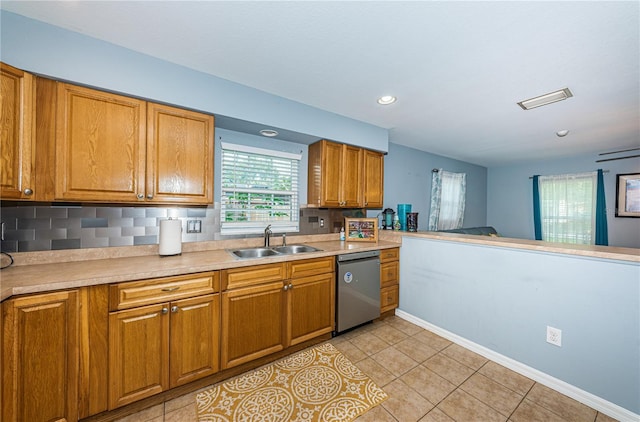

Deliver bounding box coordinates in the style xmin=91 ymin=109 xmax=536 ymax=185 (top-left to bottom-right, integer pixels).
xmin=428 ymin=169 xmax=466 ymax=230
xmin=538 ymin=172 xmax=597 ymax=244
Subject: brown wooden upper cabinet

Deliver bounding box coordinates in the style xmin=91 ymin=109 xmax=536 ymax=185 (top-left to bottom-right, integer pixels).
xmin=363 ymin=149 xmax=384 ymax=208
xmin=307 ymin=139 xmax=383 ymax=208
xmin=52 ymin=82 xmax=214 ymax=204
xmin=0 ymin=62 xmax=35 ymax=200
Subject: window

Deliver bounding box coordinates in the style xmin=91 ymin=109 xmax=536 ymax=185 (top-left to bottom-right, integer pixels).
xmin=428 ymin=169 xmax=467 ymax=230
xmin=220 ymin=142 xmax=301 ymax=235
xmin=536 ymin=172 xmax=597 ymax=244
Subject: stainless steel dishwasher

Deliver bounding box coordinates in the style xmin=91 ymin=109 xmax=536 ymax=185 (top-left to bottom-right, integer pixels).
xmin=335 ymin=250 xmax=381 ymax=334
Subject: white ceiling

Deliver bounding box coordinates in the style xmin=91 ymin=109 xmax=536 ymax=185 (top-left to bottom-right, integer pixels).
xmin=2 ymin=1 xmax=639 ymax=167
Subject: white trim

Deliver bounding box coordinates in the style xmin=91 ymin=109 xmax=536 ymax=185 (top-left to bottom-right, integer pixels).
xmin=394 ymin=309 xmax=640 ymax=422
xmin=221 ymin=141 xmax=302 ymax=161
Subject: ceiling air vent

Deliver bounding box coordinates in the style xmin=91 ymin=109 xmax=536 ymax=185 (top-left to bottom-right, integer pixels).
xmin=517 ymin=88 xmax=573 ymax=110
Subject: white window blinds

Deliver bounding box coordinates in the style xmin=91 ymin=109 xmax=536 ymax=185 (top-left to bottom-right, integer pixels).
xmin=220 ymin=142 xmax=301 ymax=235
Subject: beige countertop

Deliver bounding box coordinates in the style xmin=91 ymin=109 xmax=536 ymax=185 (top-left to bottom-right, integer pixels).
xmin=0 ymin=235 xmax=400 ymax=301
xmin=2 ymin=230 xmax=638 ymax=302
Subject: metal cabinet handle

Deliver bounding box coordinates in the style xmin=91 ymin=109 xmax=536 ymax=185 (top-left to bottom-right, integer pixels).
xmin=147 ymin=193 xmax=154 ymax=199
xmin=288 ymin=283 xmax=293 ymax=289
xmin=23 ymin=188 xmax=33 ymax=196
xmin=137 ymin=193 xmax=144 ymax=199
xmin=283 ymin=284 xmax=289 ymax=291
xmin=161 ymin=307 xmax=169 ymax=314
xmin=161 ymin=286 xmax=180 ymax=292
xmin=171 ymin=306 xmax=178 ymax=313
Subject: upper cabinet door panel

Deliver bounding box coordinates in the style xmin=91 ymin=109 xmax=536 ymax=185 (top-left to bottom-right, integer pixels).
xmin=341 ymin=145 xmax=363 ymax=207
xmin=146 ymin=103 xmax=214 ymax=204
xmin=0 ymin=63 xmax=34 ymax=200
xmin=320 ymin=140 xmax=343 ymax=207
xmin=55 ymin=83 xmax=147 ymax=202
xmin=363 ymin=149 xmax=383 ymax=208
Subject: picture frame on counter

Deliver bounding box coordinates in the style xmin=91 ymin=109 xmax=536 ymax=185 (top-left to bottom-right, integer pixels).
xmin=616 ymin=173 xmax=640 ymax=218
xmin=344 ymin=218 xmax=378 ymax=242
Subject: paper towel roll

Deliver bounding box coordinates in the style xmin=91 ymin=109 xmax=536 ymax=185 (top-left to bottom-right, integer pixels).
xmin=159 ymin=218 xmax=182 ymax=256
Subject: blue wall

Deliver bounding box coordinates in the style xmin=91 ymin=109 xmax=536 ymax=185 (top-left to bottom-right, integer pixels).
xmin=488 ymin=153 xmax=640 ymax=248
xmin=379 ymin=142 xmax=487 ymax=230
xmin=0 ymin=11 xmax=388 ymax=152
xmin=400 ymin=236 xmax=640 ymax=415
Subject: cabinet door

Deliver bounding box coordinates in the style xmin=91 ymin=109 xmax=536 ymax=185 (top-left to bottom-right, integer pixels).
xmin=320 ymin=140 xmax=343 ymax=207
xmin=287 ymin=273 xmax=335 ymax=347
xmin=0 ymin=63 xmax=35 ymax=200
xmin=221 ymin=281 xmax=285 ymax=369
xmin=146 ymin=103 xmax=214 ymax=204
xmin=108 ymin=303 xmax=169 ymax=409
xmin=363 ymin=149 xmax=384 ymax=208
xmin=169 ymin=294 xmax=220 ymax=387
xmin=55 ymin=83 xmax=147 ymax=202
xmin=341 ymin=144 xmax=363 ymax=207
xmin=2 ymin=290 xmax=78 ymax=422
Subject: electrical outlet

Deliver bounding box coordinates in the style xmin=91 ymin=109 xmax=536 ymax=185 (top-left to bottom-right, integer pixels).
xmin=546 ymin=326 xmax=562 ymax=347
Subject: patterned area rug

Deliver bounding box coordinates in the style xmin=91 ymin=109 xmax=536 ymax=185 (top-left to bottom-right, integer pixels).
xmin=196 ymin=343 xmax=388 ymax=421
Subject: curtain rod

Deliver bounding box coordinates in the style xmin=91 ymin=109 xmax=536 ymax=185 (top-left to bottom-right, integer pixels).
xmin=528 ymin=169 xmax=609 ymax=179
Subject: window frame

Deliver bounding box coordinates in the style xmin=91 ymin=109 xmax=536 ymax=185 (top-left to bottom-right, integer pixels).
xmin=220 ymin=142 xmax=301 ymax=235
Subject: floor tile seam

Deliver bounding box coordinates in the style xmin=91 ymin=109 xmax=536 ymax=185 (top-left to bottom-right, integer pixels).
xmin=440 ymin=343 xmax=488 ymax=372
xmin=457 ymin=375 xmax=527 ymax=420
xmin=500 ymin=374 xmax=537 ymax=421
xmin=421 ymin=362 xmax=483 ymax=421
xmin=520 ymin=385 xmax=576 ymax=422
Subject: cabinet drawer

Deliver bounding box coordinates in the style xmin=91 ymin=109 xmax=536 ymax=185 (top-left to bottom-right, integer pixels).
xmin=109 ymin=272 xmax=218 ymax=311
xmin=287 ymin=257 xmax=335 ymax=279
xmin=380 ymin=247 xmax=400 ymax=263
xmin=381 ymin=285 xmax=399 ymax=313
xmin=222 ymin=263 xmax=286 ymax=290
xmin=380 ymin=261 xmax=399 ymax=288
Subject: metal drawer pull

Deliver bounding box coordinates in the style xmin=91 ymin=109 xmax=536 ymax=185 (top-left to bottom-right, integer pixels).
xmin=171 ymin=306 xmax=179 ymax=313
xmin=161 ymin=307 xmax=169 ymax=314
xmin=161 ymin=286 xmax=180 ymax=292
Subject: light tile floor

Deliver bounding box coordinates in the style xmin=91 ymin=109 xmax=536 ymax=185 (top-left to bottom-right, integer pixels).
xmin=116 ymin=316 xmax=618 ymax=422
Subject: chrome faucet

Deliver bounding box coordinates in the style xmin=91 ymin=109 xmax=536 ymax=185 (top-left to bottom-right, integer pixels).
xmin=282 ymin=233 xmax=287 ymax=246
xmin=264 ymin=224 xmax=272 ymax=247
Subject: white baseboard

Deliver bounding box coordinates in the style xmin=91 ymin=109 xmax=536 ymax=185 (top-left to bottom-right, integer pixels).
xmin=395 ymin=309 xmax=640 ymax=422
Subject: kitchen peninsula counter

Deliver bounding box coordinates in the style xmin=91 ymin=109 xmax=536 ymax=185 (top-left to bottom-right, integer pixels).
xmin=378 ymin=230 xmax=639 ymax=263
xmin=0 ymin=235 xmax=400 ymax=301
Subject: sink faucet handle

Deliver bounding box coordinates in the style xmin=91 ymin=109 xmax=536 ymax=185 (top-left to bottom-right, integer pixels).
xmin=282 ymin=233 xmax=286 ymax=246
xmin=264 ymin=224 xmax=272 ymax=247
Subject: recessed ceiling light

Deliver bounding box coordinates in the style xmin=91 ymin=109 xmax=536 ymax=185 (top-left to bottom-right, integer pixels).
xmin=556 ymin=130 xmax=569 ymax=137
xmin=259 ymin=129 xmax=279 ymax=137
xmin=517 ymin=88 xmax=573 ymax=110
xmin=377 ymin=95 xmax=397 ymax=105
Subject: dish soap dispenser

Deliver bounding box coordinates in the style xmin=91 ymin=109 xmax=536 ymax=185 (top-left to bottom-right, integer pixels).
xmin=340 ymin=226 xmax=345 ymax=241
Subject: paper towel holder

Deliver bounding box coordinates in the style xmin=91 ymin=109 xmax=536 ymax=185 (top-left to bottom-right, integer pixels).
xmin=159 ymin=217 xmax=183 ymax=257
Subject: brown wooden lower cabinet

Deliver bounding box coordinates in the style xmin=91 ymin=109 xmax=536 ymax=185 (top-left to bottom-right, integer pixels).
xmin=221 ymin=257 xmax=335 ymax=370
xmin=380 ymin=247 xmax=400 ymax=313
xmin=287 ymin=272 xmax=335 ymax=346
xmin=1 ymin=290 xmax=79 ymax=422
xmin=221 ymin=281 xmax=286 ymax=369
xmin=108 ymin=293 xmax=220 ymax=409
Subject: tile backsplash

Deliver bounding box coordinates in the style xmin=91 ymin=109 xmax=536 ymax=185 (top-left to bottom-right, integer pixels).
xmin=0 ymin=203 xmax=368 ymax=252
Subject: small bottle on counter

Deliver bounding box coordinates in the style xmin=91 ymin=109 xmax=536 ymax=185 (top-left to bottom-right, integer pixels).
xmin=340 ymin=227 xmax=345 ymax=241
xmin=393 ymin=215 xmax=401 ymax=231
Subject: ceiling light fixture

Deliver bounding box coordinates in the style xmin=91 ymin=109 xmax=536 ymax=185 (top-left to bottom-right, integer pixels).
xmin=517 ymin=88 xmax=573 ymax=110
xmin=259 ymin=129 xmax=278 ymax=137
xmin=556 ymin=130 xmax=569 ymax=137
xmin=377 ymin=95 xmax=397 ymax=105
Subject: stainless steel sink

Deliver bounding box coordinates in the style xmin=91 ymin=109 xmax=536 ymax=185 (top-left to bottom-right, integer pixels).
xmin=271 ymin=244 xmax=321 ymax=254
xmin=230 ymin=247 xmax=281 ymax=259
xmin=229 ymin=244 xmax=322 ymax=259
